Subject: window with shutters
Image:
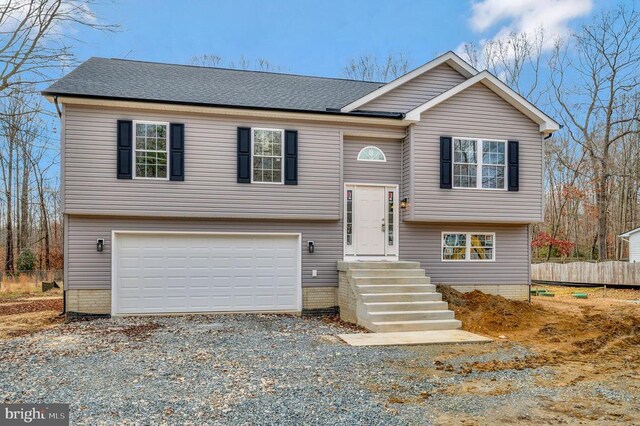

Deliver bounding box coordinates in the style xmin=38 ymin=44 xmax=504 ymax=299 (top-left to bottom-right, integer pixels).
xmin=134 ymin=121 xmax=169 ymax=179
xmin=442 ymin=232 xmax=495 ymax=261
xmin=252 ymin=128 xmax=284 ymax=184
xmin=452 ymin=138 xmax=506 ymax=190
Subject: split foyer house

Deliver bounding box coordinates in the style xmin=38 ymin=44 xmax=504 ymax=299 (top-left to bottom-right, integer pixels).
xmin=43 ymin=52 xmax=559 ymax=331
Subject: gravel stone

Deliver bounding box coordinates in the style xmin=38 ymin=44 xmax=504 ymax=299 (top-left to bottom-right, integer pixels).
xmin=0 ymin=314 xmax=634 ymax=424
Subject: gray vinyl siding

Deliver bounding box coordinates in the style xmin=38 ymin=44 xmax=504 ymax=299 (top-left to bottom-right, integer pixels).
xmin=400 ymin=222 xmax=529 ymax=285
xmin=408 ymin=82 xmax=544 ymax=223
xmin=400 ymin=126 xmax=413 ymax=221
xmin=64 ymin=105 xmax=353 ymax=220
xmin=66 ymin=215 xmax=342 ymax=290
xmin=361 ymin=64 xmax=467 ymax=113
xmin=343 ymin=138 xmax=402 ymax=185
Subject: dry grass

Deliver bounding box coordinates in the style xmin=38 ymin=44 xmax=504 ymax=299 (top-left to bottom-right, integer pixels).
xmin=0 ymin=274 xmax=64 ymax=339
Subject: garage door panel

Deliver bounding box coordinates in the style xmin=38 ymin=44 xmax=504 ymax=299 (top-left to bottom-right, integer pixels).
xmin=114 ymin=233 xmax=301 ymax=314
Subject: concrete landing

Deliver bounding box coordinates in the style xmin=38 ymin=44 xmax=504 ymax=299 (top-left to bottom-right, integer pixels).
xmin=337 ymin=330 xmax=492 ymax=346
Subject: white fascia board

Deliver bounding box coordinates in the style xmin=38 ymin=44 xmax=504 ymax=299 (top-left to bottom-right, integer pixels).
xmin=340 ymin=51 xmax=478 ymax=112
xmin=404 ymin=71 xmax=561 ymax=134
xmin=620 ymin=226 xmax=640 ymax=238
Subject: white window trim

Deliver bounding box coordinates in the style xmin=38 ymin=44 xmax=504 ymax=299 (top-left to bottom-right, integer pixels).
xmin=357 ymin=146 xmax=387 ymax=162
xmin=452 ymin=137 xmax=507 ymax=191
xmin=132 ymin=120 xmax=170 ymax=180
xmin=441 ymin=231 xmax=496 ymax=262
xmin=250 ymin=127 xmax=285 ymax=185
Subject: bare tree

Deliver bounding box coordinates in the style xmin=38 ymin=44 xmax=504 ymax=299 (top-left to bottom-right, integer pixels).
xmin=190 ymin=54 xmax=285 ymax=72
xmin=549 ymin=3 xmax=640 ymax=260
xmin=0 ymin=0 xmax=117 ymax=94
xmin=343 ymin=53 xmax=409 ymax=82
xmin=461 ymin=28 xmax=546 ymax=103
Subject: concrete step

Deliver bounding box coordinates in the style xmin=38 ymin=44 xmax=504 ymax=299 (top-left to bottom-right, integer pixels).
xmin=368 ymin=310 xmax=455 ymax=322
xmin=347 ymin=269 xmax=426 ymax=278
xmin=369 ymin=319 xmax=462 ymax=332
xmin=360 ymin=292 xmax=443 ymax=303
xmin=352 ymin=276 xmax=431 ymax=285
xmin=364 ymin=301 xmax=449 ymax=312
xmin=338 ymin=261 xmax=421 ymax=270
xmin=357 ymin=284 xmax=437 ymax=293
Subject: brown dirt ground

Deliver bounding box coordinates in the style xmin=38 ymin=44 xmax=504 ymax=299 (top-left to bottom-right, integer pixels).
xmin=0 ymin=290 xmax=63 ymax=339
xmin=429 ymin=285 xmax=640 ymax=425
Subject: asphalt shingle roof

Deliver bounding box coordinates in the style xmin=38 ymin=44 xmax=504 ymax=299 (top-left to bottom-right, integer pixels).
xmin=43 ymin=57 xmax=387 ymax=114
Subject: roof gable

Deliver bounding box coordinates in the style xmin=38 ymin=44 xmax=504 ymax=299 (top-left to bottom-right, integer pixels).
xmin=340 ymin=51 xmax=477 ymax=112
xmin=404 ymin=71 xmax=560 ymax=133
xmin=357 ymin=63 xmax=468 ymax=113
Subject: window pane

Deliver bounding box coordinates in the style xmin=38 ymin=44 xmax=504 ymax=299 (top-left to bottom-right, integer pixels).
xmin=252 ymin=129 xmax=283 ymax=183
xmin=157 ymin=138 xmax=166 ymax=151
xmin=482 ymin=141 xmax=505 ymax=165
xmin=470 ymin=234 xmax=494 ymax=260
xmin=482 ymin=165 xmax=505 ymax=189
xmin=157 ymin=165 xmax=167 ymax=178
xmin=454 ymin=139 xmax=477 ymax=163
xmin=136 ymin=164 xmax=145 ymax=177
xmin=272 ymin=133 xmax=282 ymax=156
xmin=136 ymin=124 xmax=145 ymax=136
xmin=358 ymin=146 xmax=385 ymax=161
xmin=443 ymin=233 xmax=466 ymax=246
xmin=454 ymin=164 xmax=477 ymax=188
xmin=443 ymin=233 xmax=467 ymax=260
xmin=443 ymin=246 xmax=467 ymax=260
xmin=157 ymin=125 xmax=166 ymax=138
xmin=263 ymin=157 xmax=273 ymax=170
xmin=146 ymin=125 xmax=156 ymax=137
xmin=136 ymin=137 xmax=145 ymax=149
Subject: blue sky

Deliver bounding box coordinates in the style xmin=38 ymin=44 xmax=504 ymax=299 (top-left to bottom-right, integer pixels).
xmin=68 ymin=0 xmax=617 ymax=79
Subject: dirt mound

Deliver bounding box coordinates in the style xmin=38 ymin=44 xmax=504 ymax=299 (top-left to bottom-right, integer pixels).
xmin=438 ymin=286 xmax=546 ymax=334
xmin=437 ymin=285 xmax=640 ymax=374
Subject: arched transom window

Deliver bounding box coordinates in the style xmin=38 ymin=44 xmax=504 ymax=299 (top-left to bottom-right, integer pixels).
xmin=357 ymin=146 xmax=386 ymax=162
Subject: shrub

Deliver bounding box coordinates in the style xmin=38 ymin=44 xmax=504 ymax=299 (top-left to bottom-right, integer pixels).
xmin=17 ymin=248 xmax=37 ymax=273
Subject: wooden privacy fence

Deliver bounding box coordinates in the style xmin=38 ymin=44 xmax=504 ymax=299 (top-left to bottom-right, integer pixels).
xmin=532 ymin=261 xmax=640 ymax=286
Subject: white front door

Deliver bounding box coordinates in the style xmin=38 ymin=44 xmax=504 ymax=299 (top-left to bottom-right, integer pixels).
xmin=355 ymin=186 xmax=386 ymax=255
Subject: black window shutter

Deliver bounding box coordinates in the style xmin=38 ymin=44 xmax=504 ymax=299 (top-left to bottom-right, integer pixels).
xmin=237 ymin=127 xmax=251 ymax=183
xmin=169 ymin=123 xmax=184 ymax=181
xmin=440 ymin=136 xmax=452 ymax=189
xmin=508 ymin=140 xmax=519 ymax=191
xmin=117 ymin=120 xmax=133 ymax=179
xmin=284 ymin=130 xmax=298 ymax=185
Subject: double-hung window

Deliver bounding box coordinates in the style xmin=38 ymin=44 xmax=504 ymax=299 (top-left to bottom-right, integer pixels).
xmin=442 ymin=232 xmax=495 ymax=261
xmin=453 ymin=138 xmax=506 ymax=190
xmin=252 ymin=128 xmax=284 ymax=184
xmin=134 ymin=121 xmax=169 ymax=179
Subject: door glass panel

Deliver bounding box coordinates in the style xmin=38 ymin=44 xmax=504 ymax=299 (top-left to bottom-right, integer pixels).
xmin=346 ymin=190 xmax=353 ymax=246
xmin=387 ymin=191 xmax=394 ymax=246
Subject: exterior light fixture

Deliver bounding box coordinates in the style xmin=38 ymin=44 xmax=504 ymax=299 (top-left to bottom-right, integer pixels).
xmin=97 ymin=238 xmax=104 ymax=252
xmin=400 ymin=198 xmax=408 ymax=209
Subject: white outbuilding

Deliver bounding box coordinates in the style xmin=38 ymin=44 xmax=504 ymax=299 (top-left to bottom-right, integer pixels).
xmin=619 ymin=226 xmax=640 ymax=262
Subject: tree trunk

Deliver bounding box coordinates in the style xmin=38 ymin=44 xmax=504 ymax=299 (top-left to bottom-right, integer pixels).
xmin=19 ymin=148 xmax=29 ymax=254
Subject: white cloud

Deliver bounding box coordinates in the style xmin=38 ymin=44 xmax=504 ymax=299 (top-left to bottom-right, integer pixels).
xmin=469 ymin=0 xmax=593 ymax=48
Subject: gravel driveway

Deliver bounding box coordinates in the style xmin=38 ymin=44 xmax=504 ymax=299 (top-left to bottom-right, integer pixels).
xmin=1 ymin=315 xmax=636 ymax=425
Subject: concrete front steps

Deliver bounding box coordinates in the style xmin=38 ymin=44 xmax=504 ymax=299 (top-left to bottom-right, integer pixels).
xmin=337 ymin=261 xmax=461 ymax=332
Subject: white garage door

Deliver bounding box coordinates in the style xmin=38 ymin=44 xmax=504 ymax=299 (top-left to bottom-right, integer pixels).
xmin=112 ymin=232 xmax=301 ymax=315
